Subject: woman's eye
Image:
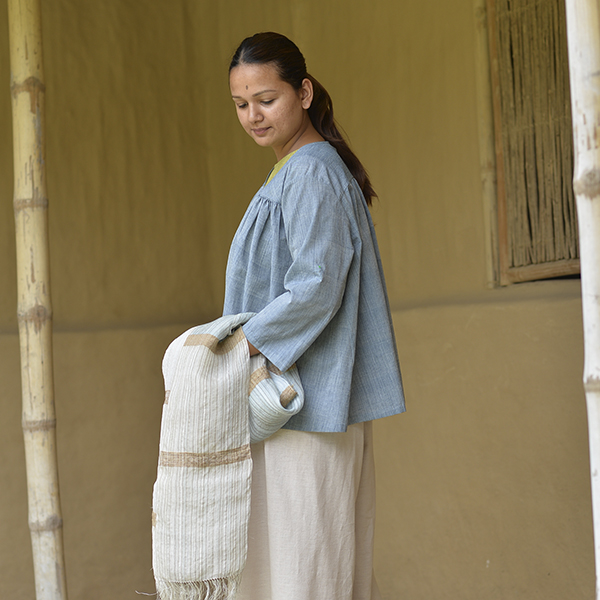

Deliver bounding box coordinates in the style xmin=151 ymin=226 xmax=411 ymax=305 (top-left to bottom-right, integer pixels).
xmin=236 ymin=103 xmax=247 ymax=109
xmin=262 ymin=99 xmax=274 ymax=105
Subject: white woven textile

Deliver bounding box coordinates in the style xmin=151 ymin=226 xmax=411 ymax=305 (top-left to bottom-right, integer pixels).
xmin=152 ymin=313 xmax=304 ymax=600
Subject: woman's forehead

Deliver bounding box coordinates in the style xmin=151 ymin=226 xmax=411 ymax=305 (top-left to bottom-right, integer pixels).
xmin=230 ymin=63 xmax=284 ymax=93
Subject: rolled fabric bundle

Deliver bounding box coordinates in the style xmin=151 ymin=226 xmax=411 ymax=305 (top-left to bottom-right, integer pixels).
xmin=248 ymin=353 xmax=304 ymax=443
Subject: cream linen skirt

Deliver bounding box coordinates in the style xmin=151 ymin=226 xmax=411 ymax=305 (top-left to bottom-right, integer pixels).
xmin=236 ymin=421 xmax=383 ymax=600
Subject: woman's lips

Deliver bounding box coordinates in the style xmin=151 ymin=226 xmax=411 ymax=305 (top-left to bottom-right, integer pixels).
xmin=252 ymin=127 xmax=270 ymax=136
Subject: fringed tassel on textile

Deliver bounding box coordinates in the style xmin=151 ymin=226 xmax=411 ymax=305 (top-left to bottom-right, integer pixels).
xmin=155 ymin=575 xmax=242 ymax=600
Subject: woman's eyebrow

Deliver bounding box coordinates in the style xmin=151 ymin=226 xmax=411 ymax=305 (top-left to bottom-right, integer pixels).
xmin=232 ymin=89 xmax=278 ymax=99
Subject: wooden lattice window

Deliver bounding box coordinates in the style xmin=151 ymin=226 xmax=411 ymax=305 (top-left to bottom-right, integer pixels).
xmin=487 ymin=0 xmax=579 ymax=285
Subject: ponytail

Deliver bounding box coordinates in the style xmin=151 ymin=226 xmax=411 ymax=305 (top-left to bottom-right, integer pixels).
xmin=306 ymin=75 xmax=376 ymax=205
xmin=230 ymin=32 xmax=376 ymax=205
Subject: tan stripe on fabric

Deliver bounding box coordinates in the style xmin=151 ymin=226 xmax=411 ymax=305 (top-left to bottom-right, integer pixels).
xmin=164 ymin=390 xmax=171 ymax=405
xmin=249 ymin=366 xmax=270 ymax=394
xmin=152 ymin=511 xmax=157 ymax=527
xmin=159 ymin=444 xmax=251 ymax=468
xmin=184 ymin=326 xmax=246 ymax=355
xmin=280 ymin=385 xmax=297 ymax=408
xmin=267 ymin=363 xmax=283 ymax=376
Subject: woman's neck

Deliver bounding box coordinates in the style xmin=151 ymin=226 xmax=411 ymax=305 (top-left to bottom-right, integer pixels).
xmin=273 ymin=119 xmax=324 ymax=161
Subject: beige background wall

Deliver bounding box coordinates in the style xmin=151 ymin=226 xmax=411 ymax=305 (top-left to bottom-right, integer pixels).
xmin=0 ymin=0 xmax=592 ymax=598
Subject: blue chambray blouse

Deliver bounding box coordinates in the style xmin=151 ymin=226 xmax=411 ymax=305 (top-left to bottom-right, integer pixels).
xmin=223 ymin=141 xmax=405 ymax=432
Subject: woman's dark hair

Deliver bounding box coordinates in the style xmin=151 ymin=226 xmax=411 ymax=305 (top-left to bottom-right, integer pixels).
xmin=229 ymin=32 xmax=376 ymax=205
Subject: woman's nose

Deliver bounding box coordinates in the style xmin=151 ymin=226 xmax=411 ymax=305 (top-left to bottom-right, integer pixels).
xmin=249 ymin=105 xmax=263 ymax=123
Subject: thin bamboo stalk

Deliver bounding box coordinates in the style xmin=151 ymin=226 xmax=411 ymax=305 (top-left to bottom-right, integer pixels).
xmin=564 ymin=0 xmax=600 ymax=596
xmin=7 ymin=1 xmax=68 ymax=599
xmin=474 ymin=0 xmax=499 ymax=288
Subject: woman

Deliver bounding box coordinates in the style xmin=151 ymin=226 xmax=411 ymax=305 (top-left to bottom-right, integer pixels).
xmin=224 ymin=32 xmax=405 ymax=600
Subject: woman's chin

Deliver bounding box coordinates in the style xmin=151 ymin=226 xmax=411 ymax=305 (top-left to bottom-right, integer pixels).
xmin=251 ymin=137 xmax=273 ymax=149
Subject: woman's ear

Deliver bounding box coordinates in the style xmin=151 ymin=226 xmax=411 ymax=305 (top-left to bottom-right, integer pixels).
xmin=300 ymin=78 xmax=314 ymax=109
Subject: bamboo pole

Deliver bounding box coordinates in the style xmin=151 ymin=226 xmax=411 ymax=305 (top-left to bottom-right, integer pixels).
xmin=564 ymin=0 xmax=600 ymax=596
xmin=7 ymin=1 xmax=68 ymax=599
xmin=474 ymin=0 xmax=499 ymax=287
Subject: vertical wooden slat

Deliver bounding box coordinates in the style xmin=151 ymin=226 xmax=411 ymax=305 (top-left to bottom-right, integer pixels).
xmin=7 ymin=1 xmax=68 ymax=599
xmin=487 ymin=0 xmax=511 ymax=285
xmin=565 ymin=0 xmax=600 ymax=596
xmin=475 ymin=0 xmax=500 ymax=287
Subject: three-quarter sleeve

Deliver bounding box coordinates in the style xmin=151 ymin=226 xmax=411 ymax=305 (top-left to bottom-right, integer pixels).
xmin=241 ymin=170 xmax=355 ymax=371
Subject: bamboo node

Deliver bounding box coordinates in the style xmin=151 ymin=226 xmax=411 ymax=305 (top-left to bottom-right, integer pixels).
xmin=584 ymin=377 xmax=600 ymax=393
xmin=29 ymin=515 xmax=63 ymax=532
xmin=22 ymin=418 xmax=56 ymax=432
xmin=17 ymin=305 xmax=51 ymax=333
xmin=10 ymin=76 xmax=45 ymax=114
xmin=14 ymin=196 xmax=49 ymax=212
xmin=574 ymin=168 xmax=600 ymax=199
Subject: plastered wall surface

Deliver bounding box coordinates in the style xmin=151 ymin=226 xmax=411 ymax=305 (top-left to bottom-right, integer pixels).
xmin=377 ymin=289 xmax=592 ymax=599
xmin=1 ymin=0 xmax=487 ymax=332
xmin=0 ymin=0 xmax=593 ymax=598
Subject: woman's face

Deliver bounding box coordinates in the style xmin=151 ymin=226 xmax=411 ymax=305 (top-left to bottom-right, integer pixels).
xmin=230 ymin=62 xmax=313 ymax=160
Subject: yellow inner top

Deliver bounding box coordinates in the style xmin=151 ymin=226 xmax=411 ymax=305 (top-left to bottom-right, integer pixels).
xmin=266 ymin=150 xmax=298 ymax=185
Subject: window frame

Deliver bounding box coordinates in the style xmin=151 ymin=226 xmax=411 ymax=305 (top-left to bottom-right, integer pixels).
xmin=486 ymin=0 xmax=580 ymax=285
